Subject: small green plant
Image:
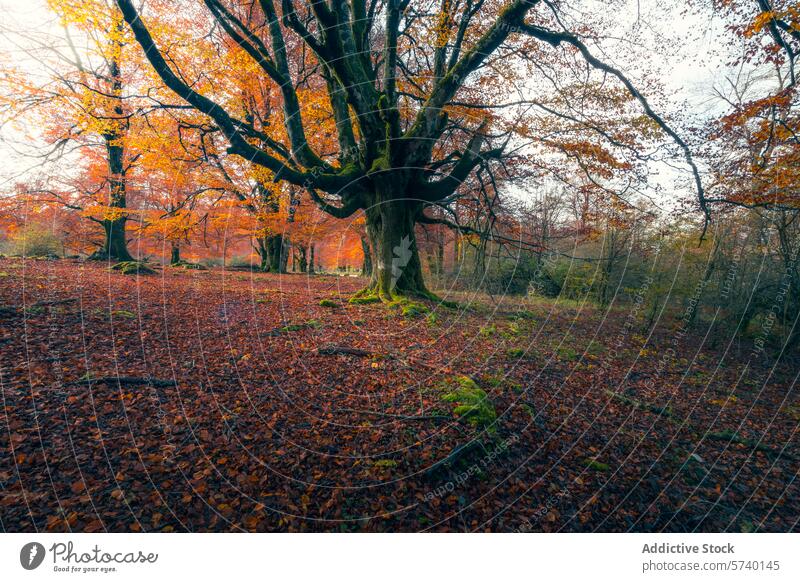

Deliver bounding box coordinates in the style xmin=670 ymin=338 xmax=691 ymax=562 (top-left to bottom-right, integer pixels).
xmin=583 ymin=458 xmax=610 ymax=471
xmin=280 ymin=319 xmax=322 ymax=333
xmin=707 ymin=429 xmax=738 ymax=441
xmin=586 ymin=340 xmax=605 ymax=356
xmin=373 ymin=459 xmax=398 ymax=469
xmin=349 ymin=295 xmax=380 ymax=305
xmin=479 ymin=324 xmax=497 ymax=338
xmin=507 ymin=348 xmax=525 ymax=359
xmin=281 ymin=323 xmax=305 ymax=332
xmin=556 ymin=345 xmax=578 ymax=361
xmin=319 ymin=299 xmax=338 ymax=308
xmin=513 ymin=310 xmax=537 ymax=321
xmin=503 ymin=322 xmax=522 ymax=337
xmin=110 ymin=261 xmax=155 ymax=275
xmin=112 ymin=310 xmax=136 ymax=319
xmin=441 ymin=376 xmax=497 ymax=430
xmin=400 ymin=301 xmax=428 ymax=318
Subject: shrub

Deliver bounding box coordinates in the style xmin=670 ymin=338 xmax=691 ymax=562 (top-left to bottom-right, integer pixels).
xmin=482 ymin=257 xmax=537 ymax=295
xmin=11 ymin=225 xmax=62 ymax=258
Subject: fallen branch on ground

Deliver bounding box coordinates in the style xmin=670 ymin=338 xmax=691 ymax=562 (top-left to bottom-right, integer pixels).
xmin=335 ymin=407 xmax=450 ymax=422
xmin=317 ymin=345 xmax=371 ymax=357
xmin=70 ymin=376 xmax=177 ymax=387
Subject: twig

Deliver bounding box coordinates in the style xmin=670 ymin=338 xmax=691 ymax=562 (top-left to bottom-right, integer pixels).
xmin=317 ymin=345 xmax=371 ymax=357
xmin=335 ymin=407 xmax=450 ymax=422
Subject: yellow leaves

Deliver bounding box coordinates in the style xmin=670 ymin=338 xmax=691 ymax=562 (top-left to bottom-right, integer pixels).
xmin=82 ymin=205 xmax=128 ymax=223
xmin=434 ymin=0 xmax=454 ymax=49
xmin=549 ymin=140 xmax=630 ymax=178
xmin=745 ymin=11 xmax=778 ymax=37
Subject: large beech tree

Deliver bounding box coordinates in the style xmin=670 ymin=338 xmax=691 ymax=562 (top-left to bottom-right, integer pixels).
xmin=116 ymin=0 xmax=702 ymax=299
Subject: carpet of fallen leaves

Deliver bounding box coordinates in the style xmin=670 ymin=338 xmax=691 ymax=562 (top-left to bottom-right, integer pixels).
xmin=1 ymin=257 xmax=798 ymax=532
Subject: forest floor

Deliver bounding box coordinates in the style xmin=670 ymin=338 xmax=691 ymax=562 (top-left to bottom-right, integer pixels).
xmin=1 ymin=257 xmax=798 ymax=532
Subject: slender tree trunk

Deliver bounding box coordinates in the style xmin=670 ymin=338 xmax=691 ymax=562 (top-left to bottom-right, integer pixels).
xmin=309 ymin=245 xmax=315 ymax=274
xmin=361 ymin=235 xmax=372 ymax=276
xmin=88 ymin=41 xmax=133 ymax=263
xmin=435 ymin=236 xmax=444 ymax=277
xmin=170 ymin=243 xmax=181 ymax=265
xmin=256 ymin=237 xmax=269 ymax=271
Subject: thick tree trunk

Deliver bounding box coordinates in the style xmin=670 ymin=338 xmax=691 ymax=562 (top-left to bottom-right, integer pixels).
xmin=309 ymin=245 xmax=315 ymax=274
xmin=270 ymin=236 xmax=288 ymax=273
xmin=170 ymin=243 xmax=181 ymax=265
xmin=256 ymin=235 xmax=287 ymax=272
xmin=90 ymin=218 xmax=133 ymax=262
xmin=360 ymin=197 xmax=428 ymax=300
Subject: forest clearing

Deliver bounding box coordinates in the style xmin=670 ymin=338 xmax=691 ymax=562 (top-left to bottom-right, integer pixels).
xmin=1 ymin=258 xmax=797 ymax=532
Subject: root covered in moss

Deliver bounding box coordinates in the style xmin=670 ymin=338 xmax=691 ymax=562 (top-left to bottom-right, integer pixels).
xmin=110 ymin=261 xmax=155 ymax=275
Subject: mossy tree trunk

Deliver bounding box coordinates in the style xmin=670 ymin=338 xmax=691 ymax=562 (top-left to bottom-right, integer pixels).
xmin=360 ymin=192 xmax=428 ymax=301
xmin=170 ymin=243 xmax=181 ymax=265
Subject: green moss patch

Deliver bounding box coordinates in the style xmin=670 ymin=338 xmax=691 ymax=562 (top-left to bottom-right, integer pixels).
xmin=582 ymin=458 xmax=610 ymax=471
xmin=400 ymin=302 xmax=428 ymax=318
xmin=110 ymin=261 xmax=155 ymax=275
xmin=112 ymin=310 xmax=137 ymax=319
xmin=349 ymin=294 xmax=381 ymax=305
xmin=441 ymin=376 xmax=497 ymax=430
